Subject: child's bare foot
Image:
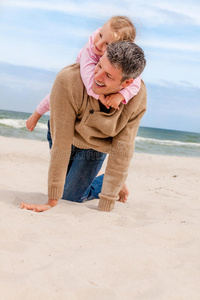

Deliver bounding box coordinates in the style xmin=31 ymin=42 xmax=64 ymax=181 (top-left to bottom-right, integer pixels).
xmin=26 ymin=110 xmax=42 ymax=131
xmin=118 ymin=183 xmax=129 ymax=203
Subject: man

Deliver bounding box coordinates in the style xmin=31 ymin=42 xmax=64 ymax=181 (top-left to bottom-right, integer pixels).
xmin=21 ymin=41 xmax=147 ymax=212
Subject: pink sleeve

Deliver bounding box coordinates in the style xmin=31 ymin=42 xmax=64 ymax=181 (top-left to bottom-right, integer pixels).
xmin=36 ymin=93 xmax=50 ymax=115
xmin=120 ymin=75 xmax=141 ymax=104
xmin=79 ymin=29 xmax=102 ymax=100
xmin=76 ymin=49 xmax=81 ymax=63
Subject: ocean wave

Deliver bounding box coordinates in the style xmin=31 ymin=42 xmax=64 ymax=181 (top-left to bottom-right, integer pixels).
xmin=1 ymin=118 xmax=199 ymax=149
xmin=136 ymin=136 xmax=200 ymax=148
xmin=0 ymin=118 xmax=47 ymax=130
xmin=36 ymin=123 xmax=47 ymax=130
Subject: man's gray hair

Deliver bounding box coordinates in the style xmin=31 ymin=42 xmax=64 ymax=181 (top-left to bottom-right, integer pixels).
xmin=107 ymin=41 xmax=146 ymax=81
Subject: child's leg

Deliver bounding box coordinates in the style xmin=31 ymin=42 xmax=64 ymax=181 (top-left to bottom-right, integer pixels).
xmin=26 ymin=110 xmax=42 ymax=131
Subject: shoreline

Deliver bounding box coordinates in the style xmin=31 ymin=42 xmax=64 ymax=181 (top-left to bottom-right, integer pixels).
xmin=1 ymin=135 xmax=200 ymax=191
xmin=0 ymin=135 xmax=200 ymax=299
xmin=1 ymin=134 xmax=200 ymax=158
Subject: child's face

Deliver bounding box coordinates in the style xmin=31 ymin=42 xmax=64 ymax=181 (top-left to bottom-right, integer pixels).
xmin=93 ymin=22 xmax=114 ymax=56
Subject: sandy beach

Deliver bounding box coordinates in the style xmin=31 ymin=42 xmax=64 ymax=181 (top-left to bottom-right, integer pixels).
xmin=0 ymin=135 xmax=200 ymax=300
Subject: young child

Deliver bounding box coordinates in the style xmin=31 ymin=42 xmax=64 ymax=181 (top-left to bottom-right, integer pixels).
xmin=26 ymin=16 xmax=141 ymax=131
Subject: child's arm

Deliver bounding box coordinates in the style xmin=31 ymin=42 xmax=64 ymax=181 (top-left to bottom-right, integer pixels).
xmin=104 ymin=76 xmax=141 ymax=110
xmin=26 ymin=93 xmax=50 ymax=131
xmin=104 ymin=93 xmax=124 ymax=110
xmin=79 ymin=29 xmax=101 ymax=100
xmin=119 ymin=75 xmax=141 ymax=104
xmin=36 ymin=93 xmax=50 ymax=115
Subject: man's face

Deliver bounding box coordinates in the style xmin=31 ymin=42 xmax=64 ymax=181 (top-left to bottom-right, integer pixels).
xmin=92 ymin=53 xmax=126 ymax=96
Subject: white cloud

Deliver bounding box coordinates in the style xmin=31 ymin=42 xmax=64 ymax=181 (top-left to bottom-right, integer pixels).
xmin=155 ymin=1 xmax=200 ymax=26
xmin=1 ymin=0 xmax=130 ymax=20
xmin=139 ymin=39 xmax=200 ymax=52
xmin=2 ymin=0 xmax=200 ymax=27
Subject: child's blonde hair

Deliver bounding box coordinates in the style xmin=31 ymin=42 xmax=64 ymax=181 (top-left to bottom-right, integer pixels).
xmin=107 ymin=16 xmax=136 ymax=43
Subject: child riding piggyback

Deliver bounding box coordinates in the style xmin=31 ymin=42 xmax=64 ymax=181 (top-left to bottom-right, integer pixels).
xmin=26 ymin=16 xmax=141 ymax=131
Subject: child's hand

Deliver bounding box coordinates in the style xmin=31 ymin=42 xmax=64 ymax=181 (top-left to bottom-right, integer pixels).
xmin=26 ymin=110 xmax=42 ymax=131
xmin=99 ymin=95 xmax=110 ymax=109
xmin=105 ymin=93 xmax=125 ymax=110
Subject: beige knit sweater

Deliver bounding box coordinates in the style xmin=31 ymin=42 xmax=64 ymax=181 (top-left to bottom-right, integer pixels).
xmin=48 ymin=63 xmax=147 ymax=211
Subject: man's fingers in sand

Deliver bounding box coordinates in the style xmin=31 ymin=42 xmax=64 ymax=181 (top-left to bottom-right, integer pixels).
xmin=33 ymin=204 xmax=51 ymax=212
xmin=20 ymin=203 xmax=51 ymax=212
xmin=20 ymin=203 xmax=38 ymax=210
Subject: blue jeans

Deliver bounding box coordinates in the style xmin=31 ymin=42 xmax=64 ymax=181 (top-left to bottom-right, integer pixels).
xmin=47 ymin=120 xmax=106 ymax=203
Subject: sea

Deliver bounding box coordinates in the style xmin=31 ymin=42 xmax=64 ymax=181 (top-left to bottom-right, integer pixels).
xmin=0 ymin=109 xmax=200 ymax=158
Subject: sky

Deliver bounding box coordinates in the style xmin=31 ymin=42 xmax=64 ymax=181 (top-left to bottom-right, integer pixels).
xmin=0 ymin=0 xmax=200 ymax=132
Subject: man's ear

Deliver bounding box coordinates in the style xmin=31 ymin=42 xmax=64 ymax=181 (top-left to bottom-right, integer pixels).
xmin=121 ymin=78 xmax=133 ymax=88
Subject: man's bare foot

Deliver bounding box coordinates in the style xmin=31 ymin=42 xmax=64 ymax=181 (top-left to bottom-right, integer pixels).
xmin=118 ymin=183 xmax=129 ymax=203
xmin=97 ymin=170 xmax=102 ymax=177
xmin=26 ymin=110 xmax=42 ymax=131
xmin=20 ymin=199 xmax=58 ymax=212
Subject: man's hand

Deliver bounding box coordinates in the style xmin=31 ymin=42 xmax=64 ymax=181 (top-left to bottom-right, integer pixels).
xmin=20 ymin=199 xmax=58 ymax=212
xmin=105 ymin=93 xmax=125 ymax=110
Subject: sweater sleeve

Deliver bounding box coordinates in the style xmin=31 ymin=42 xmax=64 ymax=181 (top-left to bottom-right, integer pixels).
xmin=119 ymin=75 xmax=141 ymax=104
xmin=48 ymin=66 xmax=81 ymax=200
xmin=36 ymin=93 xmax=50 ymax=115
xmin=98 ymin=83 xmax=147 ymax=212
